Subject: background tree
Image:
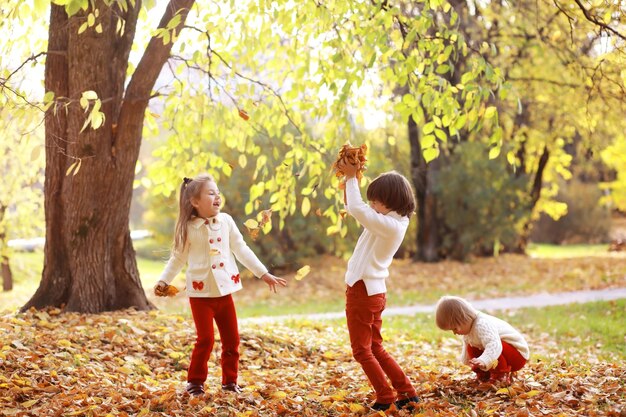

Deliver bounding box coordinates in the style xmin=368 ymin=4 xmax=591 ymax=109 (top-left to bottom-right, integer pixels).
xmin=3 ymin=0 xmax=625 ymax=313
xmin=146 ymin=0 xmax=502 ymax=264
xmin=482 ymin=0 xmax=626 ymax=249
xmin=0 ymin=4 xmax=47 ymax=292
xmin=18 ymin=0 xmax=196 ymax=313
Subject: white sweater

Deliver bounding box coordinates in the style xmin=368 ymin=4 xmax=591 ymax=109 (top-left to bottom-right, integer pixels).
xmin=343 ymin=177 xmax=410 ymax=295
xmin=461 ymin=312 xmax=530 ymax=369
xmin=159 ymin=213 xmax=268 ymax=297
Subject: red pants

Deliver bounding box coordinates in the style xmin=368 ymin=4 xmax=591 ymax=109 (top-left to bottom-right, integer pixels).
xmin=188 ymin=296 xmax=239 ymax=385
xmin=346 ymin=281 xmax=417 ymax=403
xmin=467 ymin=341 xmax=527 ymax=377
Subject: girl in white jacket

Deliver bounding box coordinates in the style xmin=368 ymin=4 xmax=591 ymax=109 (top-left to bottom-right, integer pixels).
xmin=155 ymin=174 xmax=286 ymax=396
xmin=435 ymin=295 xmax=530 ymax=384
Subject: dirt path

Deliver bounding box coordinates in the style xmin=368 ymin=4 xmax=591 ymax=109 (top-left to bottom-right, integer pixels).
xmin=242 ymin=286 xmax=626 ymax=323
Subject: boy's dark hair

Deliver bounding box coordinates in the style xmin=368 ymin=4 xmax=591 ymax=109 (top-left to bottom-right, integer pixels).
xmin=366 ymin=171 xmax=416 ymax=217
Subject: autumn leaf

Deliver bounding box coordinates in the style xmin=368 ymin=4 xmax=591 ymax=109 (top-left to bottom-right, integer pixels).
xmin=1 ymin=254 xmax=626 ymax=417
xmin=294 ymin=265 xmax=311 ymax=281
xmin=332 ymin=143 xmax=368 ymax=189
xmin=244 ymin=219 xmax=259 ymax=230
xmin=244 ymin=210 xmax=272 ymax=241
xmin=238 ymin=109 xmax=250 ymax=121
xmin=154 ymin=284 xmax=179 ymax=297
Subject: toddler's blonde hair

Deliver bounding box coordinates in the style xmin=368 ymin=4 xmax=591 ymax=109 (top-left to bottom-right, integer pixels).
xmin=435 ymin=295 xmax=478 ymax=330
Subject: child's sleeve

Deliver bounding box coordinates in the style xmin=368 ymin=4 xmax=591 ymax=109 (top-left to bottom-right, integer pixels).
xmin=159 ymin=245 xmax=189 ymax=285
xmin=344 ymin=177 xmax=403 ymax=237
xmin=474 ymin=321 xmax=503 ymax=369
xmin=227 ymin=215 xmax=269 ymax=278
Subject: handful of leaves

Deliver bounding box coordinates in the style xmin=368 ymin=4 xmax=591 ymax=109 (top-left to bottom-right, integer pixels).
xmin=154 ymin=284 xmax=179 ymax=297
xmin=332 ymin=143 xmax=368 ymax=188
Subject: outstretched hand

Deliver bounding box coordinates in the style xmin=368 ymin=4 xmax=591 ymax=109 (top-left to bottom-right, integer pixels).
xmin=261 ymin=273 xmax=288 ymax=293
xmin=337 ymin=159 xmax=359 ymax=179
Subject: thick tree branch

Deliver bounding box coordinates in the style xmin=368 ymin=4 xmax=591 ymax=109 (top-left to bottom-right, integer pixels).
xmin=123 ymin=0 xmax=196 ymax=104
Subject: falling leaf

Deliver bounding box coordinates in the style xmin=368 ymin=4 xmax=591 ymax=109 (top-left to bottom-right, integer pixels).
xmin=244 ymin=210 xmax=272 ymax=241
xmin=294 ymin=265 xmax=311 ymax=281
xmin=248 ymin=228 xmax=260 ymax=240
xmin=238 ymin=109 xmax=250 ymax=121
xmin=244 ymin=219 xmax=259 ymax=230
xmin=260 ymin=209 xmax=272 ymax=226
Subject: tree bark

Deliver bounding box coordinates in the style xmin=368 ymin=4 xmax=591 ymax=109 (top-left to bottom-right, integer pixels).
xmin=23 ymin=0 xmax=196 ymax=313
xmin=409 ymin=116 xmax=441 ymax=262
xmin=1 ymin=254 xmax=12 ymax=292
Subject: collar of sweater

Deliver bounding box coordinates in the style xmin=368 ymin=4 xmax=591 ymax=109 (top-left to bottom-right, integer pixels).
xmin=190 ymin=214 xmax=221 ymax=229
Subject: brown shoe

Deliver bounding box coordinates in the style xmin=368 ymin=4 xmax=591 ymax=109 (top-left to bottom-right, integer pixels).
xmin=186 ymin=382 xmax=205 ymax=396
xmin=221 ymin=383 xmax=243 ymax=393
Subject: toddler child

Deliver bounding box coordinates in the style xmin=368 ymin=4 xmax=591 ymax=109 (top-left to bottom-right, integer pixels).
xmin=435 ymin=295 xmax=530 ymax=384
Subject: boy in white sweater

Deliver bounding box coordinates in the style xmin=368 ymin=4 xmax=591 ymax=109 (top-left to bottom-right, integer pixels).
xmin=435 ymin=295 xmax=530 ymax=384
xmin=339 ymin=159 xmax=420 ymax=412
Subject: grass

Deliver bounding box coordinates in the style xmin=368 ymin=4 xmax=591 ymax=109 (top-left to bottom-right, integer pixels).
xmin=526 ymin=242 xmax=611 ymax=258
xmin=3 ymin=241 xmax=625 ymax=321
xmin=327 ymin=299 xmax=626 ymax=359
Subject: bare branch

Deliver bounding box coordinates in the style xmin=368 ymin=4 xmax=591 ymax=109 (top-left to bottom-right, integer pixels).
xmin=572 ymin=0 xmax=626 ymax=41
xmin=0 ymin=52 xmax=47 ymax=109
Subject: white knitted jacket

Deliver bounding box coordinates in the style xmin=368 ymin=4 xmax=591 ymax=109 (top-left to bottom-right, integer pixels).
xmin=461 ymin=312 xmax=530 ymax=369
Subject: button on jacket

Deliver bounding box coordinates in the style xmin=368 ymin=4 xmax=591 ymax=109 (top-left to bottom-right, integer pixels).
xmin=159 ymin=213 xmax=268 ymax=297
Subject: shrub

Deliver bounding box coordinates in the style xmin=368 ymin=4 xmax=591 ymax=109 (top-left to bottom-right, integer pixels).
xmin=435 ymin=142 xmax=530 ymax=260
xmin=530 ymin=180 xmax=611 ymax=244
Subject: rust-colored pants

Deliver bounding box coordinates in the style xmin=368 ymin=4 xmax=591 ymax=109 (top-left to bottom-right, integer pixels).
xmin=188 ymin=295 xmax=239 ymax=385
xmin=467 ymin=340 xmax=527 ymax=378
xmin=346 ymin=280 xmax=417 ymax=403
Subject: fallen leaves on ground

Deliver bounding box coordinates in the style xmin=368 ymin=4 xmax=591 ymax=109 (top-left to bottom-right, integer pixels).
xmin=1 ymin=308 xmax=624 ymax=416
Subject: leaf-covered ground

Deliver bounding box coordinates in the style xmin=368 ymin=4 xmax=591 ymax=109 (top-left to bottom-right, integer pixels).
xmin=1 ymin=308 xmax=625 ymax=416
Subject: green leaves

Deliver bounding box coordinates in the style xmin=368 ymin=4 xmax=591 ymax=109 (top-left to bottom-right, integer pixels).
xmin=52 ymin=0 xmax=88 ymax=16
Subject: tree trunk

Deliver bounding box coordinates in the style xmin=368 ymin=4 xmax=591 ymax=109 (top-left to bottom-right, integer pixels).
xmin=514 ymin=145 xmax=550 ymax=252
xmin=23 ymin=0 xmax=196 ymax=313
xmin=409 ymin=116 xmax=441 ymax=262
xmin=2 ymin=254 xmax=12 ymax=292
xmin=509 ymin=102 xmax=551 ymax=253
